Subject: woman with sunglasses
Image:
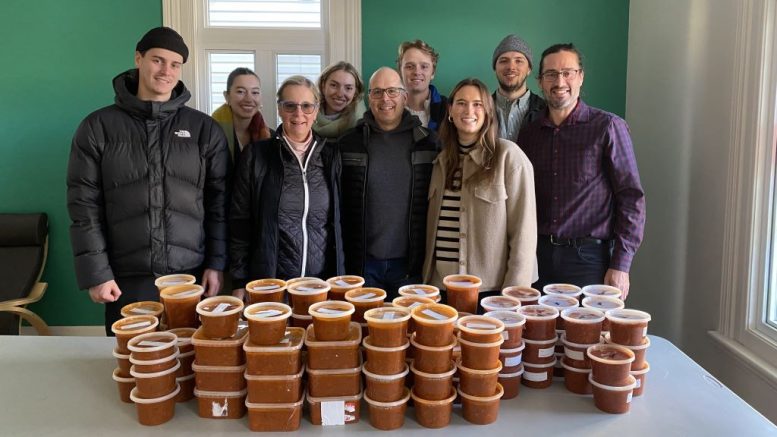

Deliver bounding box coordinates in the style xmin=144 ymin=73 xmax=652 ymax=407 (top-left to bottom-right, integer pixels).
xmin=423 ymin=78 xmax=537 ymax=303
xmin=230 ymin=76 xmax=344 ymax=300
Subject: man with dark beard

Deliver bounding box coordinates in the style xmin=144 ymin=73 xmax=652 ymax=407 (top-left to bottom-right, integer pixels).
xmin=491 ymin=34 xmax=546 ymax=142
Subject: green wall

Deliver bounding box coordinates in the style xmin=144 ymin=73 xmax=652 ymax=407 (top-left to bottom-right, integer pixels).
xmin=362 ymin=0 xmax=630 ymax=116
xmin=1 ymin=0 xmax=628 ymax=327
xmin=0 ymin=0 xmax=161 ymax=326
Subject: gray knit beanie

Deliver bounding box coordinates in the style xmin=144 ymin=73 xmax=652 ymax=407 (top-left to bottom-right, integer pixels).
xmin=492 ymin=34 xmax=532 ymax=70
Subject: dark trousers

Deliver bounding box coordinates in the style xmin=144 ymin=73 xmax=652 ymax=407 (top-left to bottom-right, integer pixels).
xmin=533 ymin=237 xmax=612 ymax=291
xmin=363 ymin=257 xmax=420 ymax=301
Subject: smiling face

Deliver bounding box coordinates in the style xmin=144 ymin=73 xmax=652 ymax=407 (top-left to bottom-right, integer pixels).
xmin=134 ymin=48 xmax=183 ymax=101
xmin=368 ymin=68 xmax=406 ymax=131
xmin=225 ymin=74 xmax=261 ymax=120
xmin=539 ymin=50 xmax=584 ymax=115
xmin=278 ymin=85 xmax=319 ymax=142
xmin=323 ymin=69 xmax=357 ymax=115
xmin=400 ymin=47 xmax=435 ymax=94
xmin=495 ymin=51 xmax=531 ymax=96
xmin=449 ymin=85 xmax=486 ymax=145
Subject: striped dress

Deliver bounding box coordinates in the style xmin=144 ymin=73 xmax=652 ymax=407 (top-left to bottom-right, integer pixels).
xmin=434 ymin=144 xmax=474 ymax=278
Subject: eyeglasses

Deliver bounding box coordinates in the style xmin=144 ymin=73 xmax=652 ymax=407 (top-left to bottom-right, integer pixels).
xmin=368 ymin=87 xmax=405 ymax=99
xmin=540 ymin=69 xmax=582 ymax=82
xmin=278 ymin=101 xmax=318 ymax=114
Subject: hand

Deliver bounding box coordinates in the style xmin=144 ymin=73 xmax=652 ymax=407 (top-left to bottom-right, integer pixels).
xmin=232 ymin=288 xmax=247 ymax=302
xmin=604 ymin=268 xmax=630 ymax=300
xmin=88 ymin=280 xmax=122 ymax=303
xmin=201 ymin=269 xmax=224 ymax=297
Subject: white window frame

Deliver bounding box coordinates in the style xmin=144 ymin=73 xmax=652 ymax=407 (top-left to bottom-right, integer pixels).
xmin=712 ymin=0 xmax=777 ymax=385
xmin=162 ymin=0 xmax=361 ymax=123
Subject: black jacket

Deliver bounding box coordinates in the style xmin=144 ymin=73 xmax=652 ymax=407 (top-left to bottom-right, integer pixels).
xmin=67 ymin=69 xmax=230 ymax=289
xmin=337 ymin=111 xmax=439 ymax=277
xmin=230 ymin=130 xmax=345 ymax=287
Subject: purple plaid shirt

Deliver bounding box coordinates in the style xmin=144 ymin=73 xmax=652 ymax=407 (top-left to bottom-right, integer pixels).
xmin=517 ymin=100 xmax=645 ymax=272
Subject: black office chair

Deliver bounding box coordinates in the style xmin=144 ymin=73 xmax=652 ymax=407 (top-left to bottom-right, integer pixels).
xmin=0 ymin=213 xmax=50 ymax=335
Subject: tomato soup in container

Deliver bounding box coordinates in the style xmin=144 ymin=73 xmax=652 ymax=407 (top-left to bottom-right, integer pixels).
xmin=326 ymin=275 xmax=365 ymax=300
xmin=245 ymin=278 xmax=287 ymax=304
xmin=443 ymin=274 xmax=482 ymax=314
xmin=502 ymin=286 xmax=541 ymax=306
xmin=518 ymin=305 xmax=558 ymax=341
xmin=398 ymin=284 xmax=441 ymax=302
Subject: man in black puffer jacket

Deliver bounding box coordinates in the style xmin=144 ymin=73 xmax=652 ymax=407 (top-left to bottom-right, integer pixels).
xmin=67 ymin=27 xmax=230 ymax=333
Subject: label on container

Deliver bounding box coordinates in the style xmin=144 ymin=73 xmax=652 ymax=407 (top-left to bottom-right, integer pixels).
xmin=120 ymin=321 xmax=152 ymax=330
xmin=280 ymin=334 xmax=291 ymax=344
xmin=138 ymin=340 xmax=168 ymax=347
xmin=335 ymin=279 xmax=351 ymax=287
xmin=161 ymin=279 xmax=187 ymax=286
xmin=252 ymin=309 xmax=283 ymax=318
xmin=297 ymin=286 xmax=323 ymax=292
xmin=212 ymin=400 xmax=228 ymax=417
xmin=505 ymin=354 xmax=523 ymax=367
xmin=465 ymin=322 xmax=498 ymax=330
xmin=626 ymin=392 xmax=633 ymax=403
xmin=523 ymin=370 xmax=548 ymax=382
xmin=412 ymin=288 xmax=428 ymax=295
xmin=538 ymin=347 xmax=555 ymax=358
xmin=321 ymin=400 xmax=346 ymax=425
xmin=450 ymin=280 xmax=475 ymax=287
xmin=643 ymin=327 xmax=648 ymax=337
xmin=211 ymin=303 xmax=230 ymax=313
xmin=408 ymin=302 xmax=423 ymax=309
xmin=422 ymin=309 xmax=448 ymax=320
xmin=317 ymin=307 xmax=347 ymax=315
xmin=251 ymin=284 xmax=279 ymax=291
xmin=351 ymin=292 xmax=377 ymax=301
xmin=502 ymin=331 xmax=510 ymax=341
xmin=565 ymin=348 xmax=584 ymax=361
xmin=238 ymin=320 xmax=249 ymax=329
xmin=382 ymin=311 xmax=396 ymax=320
xmin=130 ymin=307 xmax=156 ymax=315
xmin=172 ymin=289 xmax=201 ymax=298
xmin=635 ymin=378 xmax=641 ymax=388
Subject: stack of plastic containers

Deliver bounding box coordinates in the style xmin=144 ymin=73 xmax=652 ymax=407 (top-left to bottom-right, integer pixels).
xmin=166 ymin=327 xmax=196 ymax=402
xmin=517 ymin=305 xmax=559 ymax=389
xmin=244 ymin=278 xmax=287 ymax=304
xmin=586 ymin=343 xmax=637 ymax=414
xmin=409 ymin=303 xmax=459 ymax=428
xmin=111 ymin=311 xmax=159 ymax=406
xmin=191 ymin=296 xmax=248 ymax=420
xmin=539 ymin=290 xmax=580 ymax=378
xmin=559 ymin=307 xmax=605 ymax=394
xmin=456 ymin=315 xmax=505 ymax=425
xmin=483 ymin=309 xmax=526 ymax=399
xmin=243 ymin=301 xmax=305 ymax=432
xmin=326 ymin=275 xmax=365 ymax=300
xmin=304 ymin=295 xmax=363 ymax=426
xmin=287 ymin=279 xmax=330 ymax=330
xmin=442 ymin=274 xmax=482 ymax=314
xmin=362 ymin=306 xmax=412 ymax=430
xmin=159 ymin=284 xmax=205 ymax=329
xmin=604 ymin=308 xmax=652 ymax=398
xmin=345 ymin=287 xmax=387 ymax=338
xmin=127 ymin=330 xmax=181 ymax=426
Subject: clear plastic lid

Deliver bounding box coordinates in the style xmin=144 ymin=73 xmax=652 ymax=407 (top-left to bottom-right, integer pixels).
xmin=362 ymin=363 xmax=410 ymax=380
xmin=392 ymin=295 xmax=435 ymax=309
xmin=631 ymin=361 xmax=651 ymax=375
xmin=111 ymin=314 xmax=159 ymax=334
xmin=517 ymin=305 xmax=559 ymax=320
xmin=410 ymin=333 xmax=457 ymax=351
xmin=411 ymin=386 xmax=457 ymax=405
xmin=305 ymin=358 xmax=362 ymax=376
xmin=364 ymin=306 xmax=411 ymax=324
xmin=480 ymin=295 xmax=522 ymax=310
xmin=193 ymin=388 xmax=248 ymax=398
xmin=130 ymin=360 xmax=181 ymax=378
xmin=286 ymin=277 xmax=319 ymax=287
xmin=120 ymin=301 xmax=164 ymax=317
xmin=112 ymin=367 xmax=134 ymax=382
xmin=409 ymin=360 xmax=456 ymax=378
xmin=308 ymin=300 xmax=355 ymax=318
xmin=345 ymin=287 xmax=386 ymax=303
xmin=130 ymin=384 xmax=180 ymax=403
xmin=243 ymin=327 xmax=305 ymax=352
xmin=560 ymin=307 xmax=605 ymax=324
xmin=483 ymin=310 xmax=526 ymax=328
xmin=305 ymin=389 xmax=363 ymax=404
xmin=398 ymin=284 xmax=440 ymax=299
xmin=191 ymin=363 xmax=246 ymax=373
xmin=586 ymin=343 xmax=635 ymax=364
xmin=603 ymin=332 xmax=651 ymax=350
xmin=502 ymin=286 xmax=541 ymax=301
xmin=410 ymin=303 xmax=458 ymax=324
xmin=456 ymin=361 xmax=503 ymax=375
xmin=244 ymin=302 xmax=292 ymax=322
xmin=498 ymin=364 xmax=525 ymax=378
xmin=561 ymin=360 xmax=592 ymax=373
xmin=246 ymin=396 xmax=304 ymax=409
xmin=457 ymin=382 xmax=504 ymax=402
xmin=159 ymin=284 xmax=204 ymax=300
xmin=166 ymin=327 xmax=196 ymax=346
xmin=457 ymin=315 xmax=505 ymax=336
xmin=244 ymin=364 xmax=304 ymax=381
xmin=582 ymin=296 xmax=625 ymax=311
xmin=154 ymin=274 xmax=196 ymax=288
xmin=363 ymin=387 xmax=411 ymax=407
xmin=499 ymin=341 xmax=525 ymax=354
xmin=581 ymin=284 xmax=623 ymax=299
xmin=287 ymin=279 xmax=330 ymax=295
xmin=127 ymin=331 xmax=178 ymax=353
xmin=326 ymin=275 xmax=365 ymax=289
xmin=196 ymin=296 xmax=244 ymax=317
xmin=560 ymin=333 xmax=602 ymax=349
xmin=522 ymin=358 xmax=557 ymax=369
xmin=246 ymin=278 xmax=287 ymax=292
xmin=129 ymin=349 xmax=180 ymax=366
xmin=363 ymin=336 xmax=410 ymax=352
xmin=305 ymin=321 xmax=361 ymax=347
xmin=191 ymin=324 xmax=249 ymax=347
xmin=538 ymin=294 xmax=579 ymax=309
xmin=605 ymin=308 xmax=652 ymax=324
xmin=522 ymin=336 xmax=557 ymax=346
xmin=443 ymin=274 xmax=482 ymax=289
xmin=588 ymin=374 xmax=636 ymax=391
xmin=543 ymin=283 xmax=582 ymax=297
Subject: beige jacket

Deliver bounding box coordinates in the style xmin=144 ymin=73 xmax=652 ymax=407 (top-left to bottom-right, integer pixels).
xmin=423 ymin=138 xmax=538 ymax=291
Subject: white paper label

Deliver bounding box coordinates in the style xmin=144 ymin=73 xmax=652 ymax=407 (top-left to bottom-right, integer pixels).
xmin=502 ymin=331 xmax=510 ymax=340
xmin=280 ymin=336 xmax=291 ymax=344
xmin=643 ymin=327 xmax=648 ymax=337
xmin=121 ymin=321 xmax=152 ymax=330
xmin=211 ymin=303 xmax=230 ymax=313
xmin=161 ymin=279 xmax=187 ymax=286
xmin=321 ymin=400 xmax=345 ymax=426
xmin=172 ymin=289 xmax=200 ymax=297
xmin=627 ymin=392 xmax=633 ymax=403
xmin=335 ymin=280 xmax=350 ymax=287
xmin=635 ymin=378 xmax=642 ymax=388
xmin=422 ymin=309 xmax=448 ymax=320
xmin=466 ymin=322 xmax=498 ymax=330
xmin=450 ymin=281 xmax=475 ymax=287
xmin=351 ymin=292 xmax=377 ymax=301
xmin=505 ymin=355 xmax=523 ymax=367
xmin=413 ymin=288 xmax=427 ymax=295
xmin=252 ymin=309 xmax=283 ymax=318
xmin=383 ymin=311 xmax=396 ymax=320
xmin=565 ymin=348 xmax=584 ymax=361
xmin=138 ymin=340 xmax=167 ymax=347
xmin=523 ymin=370 xmax=548 ymax=382
xmin=130 ymin=307 xmax=156 ymax=315
xmin=538 ymin=347 xmax=555 ymax=358
xmin=212 ymin=400 xmax=228 ymax=417
xmin=409 ymin=302 xmax=423 ymax=309
xmin=251 ymin=284 xmax=279 ymax=291
xmin=297 ymin=286 xmax=322 ymax=292
xmin=317 ymin=308 xmax=346 ymax=315
xmin=238 ymin=320 xmax=249 ymax=329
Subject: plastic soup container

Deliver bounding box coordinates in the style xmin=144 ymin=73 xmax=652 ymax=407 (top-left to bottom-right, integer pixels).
xmin=457 ymin=315 xmax=505 ymax=343
xmin=518 ymin=305 xmax=559 ymax=341
xmin=326 ymin=275 xmax=365 ymax=300
xmin=130 ymin=384 xmax=180 ymax=426
xmin=243 ymin=302 xmax=292 ymax=346
xmin=191 ymin=324 xmax=248 ymax=366
xmin=112 ymin=315 xmax=159 ymax=354
xmin=245 ymin=278 xmax=287 ymax=304
xmin=411 ymin=303 xmax=458 ymax=347
xmin=287 ymin=280 xmax=330 ymax=315
xmin=411 ymin=387 xmax=457 ymax=428
xmin=364 ymin=306 xmax=411 ymax=347
xmin=443 ymin=274 xmax=482 ymax=314
xmin=589 ymin=374 xmax=637 ymax=414
xmin=196 ymin=296 xmax=244 ymax=339
xmin=154 ymin=274 xmax=196 ymax=290
xmin=502 ymin=286 xmax=541 ymax=305
xmin=308 ymin=300 xmax=355 ymax=341
xmin=484 ymin=310 xmax=526 ymax=348
xmin=560 ymin=307 xmax=605 ymax=344
xmin=398 ymin=284 xmax=441 ymax=302
xmin=458 ymin=383 xmax=504 ymax=425
xmin=581 ymin=284 xmax=623 ymax=300
xmin=587 ymin=343 xmax=635 ymax=386
xmin=606 ymin=309 xmax=652 ymax=346
xmin=542 ymin=283 xmax=582 ymax=299
xmin=480 ymin=295 xmax=522 ymax=313
xmin=159 ymin=284 xmax=205 ymax=329
xmin=345 ymin=287 xmax=387 ymax=323
xmin=243 ymin=327 xmax=304 ymax=375
xmin=364 ymin=387 xmax=410 ymax=430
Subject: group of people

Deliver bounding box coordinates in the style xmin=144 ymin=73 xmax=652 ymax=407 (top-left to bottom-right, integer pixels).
xmin=66 ymin=27 xmax=646 ymax=333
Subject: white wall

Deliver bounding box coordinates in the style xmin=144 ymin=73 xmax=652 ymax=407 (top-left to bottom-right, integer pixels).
xmin=627 ymin=0 xmax=777 ymax=423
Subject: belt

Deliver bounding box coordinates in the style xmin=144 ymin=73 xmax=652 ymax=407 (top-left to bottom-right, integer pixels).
xmin=542 ymin=234 xmax=611 ymax=248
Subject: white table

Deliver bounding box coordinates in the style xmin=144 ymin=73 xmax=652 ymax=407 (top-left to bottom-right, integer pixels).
xmin=0 ymin=335 xmax=774 ymax=436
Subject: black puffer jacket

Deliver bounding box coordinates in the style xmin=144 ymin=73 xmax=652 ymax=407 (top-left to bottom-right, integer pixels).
xmin=230 ymin=129 xmax=345 ymax=287
xmin=67 ymin=69 xmax=230 ymax=289
xmin=337 ymin=112 xmax=439 ymax=277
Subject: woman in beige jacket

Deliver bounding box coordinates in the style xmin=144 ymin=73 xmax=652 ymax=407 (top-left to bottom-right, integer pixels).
xmin=423 ymin=78 xmax=537 ymax=299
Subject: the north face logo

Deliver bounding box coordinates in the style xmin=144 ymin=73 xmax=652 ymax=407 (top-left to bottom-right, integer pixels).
xmin=174 ymin=129 xmax=191 ymax=138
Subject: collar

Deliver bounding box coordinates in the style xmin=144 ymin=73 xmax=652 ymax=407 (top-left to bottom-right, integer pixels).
xmin=540 ymin=99 xmax=591 ymax=127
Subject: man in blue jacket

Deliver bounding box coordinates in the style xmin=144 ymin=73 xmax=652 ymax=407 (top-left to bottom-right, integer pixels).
xmin=397 ymin=40 xmax=448 ymax=132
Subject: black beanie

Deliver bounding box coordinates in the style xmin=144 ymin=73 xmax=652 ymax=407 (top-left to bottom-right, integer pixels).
xmin=136 ymin=27 xmax=189 ymax=63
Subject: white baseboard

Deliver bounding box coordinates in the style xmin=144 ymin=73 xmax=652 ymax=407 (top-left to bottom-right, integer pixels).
xmin=20 ymin=325 xmax=105 ymax=337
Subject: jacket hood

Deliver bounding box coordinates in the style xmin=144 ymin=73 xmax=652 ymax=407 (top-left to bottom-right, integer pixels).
xmin=113 ymin=69 xmax=190 ymax=120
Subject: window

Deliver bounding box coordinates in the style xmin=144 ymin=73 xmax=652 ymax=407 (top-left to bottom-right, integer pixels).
xmin=163 ymin=0 xmax=360 ymax=127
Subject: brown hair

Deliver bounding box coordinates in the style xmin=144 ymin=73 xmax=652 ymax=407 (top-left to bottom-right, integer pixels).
xmin=317 ymin=61 xmax=364 ymax=115
xmin=396 ymin=39 xmax=440 ymax=72
xmin=438 ymin=78 xmax=498 ymax=190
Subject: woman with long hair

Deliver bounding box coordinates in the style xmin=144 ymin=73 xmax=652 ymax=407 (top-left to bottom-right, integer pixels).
xmin=423 ymin=78 xmax=537 ymax=302
xmin=313 ymin=61 xmax=365 ymax=139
